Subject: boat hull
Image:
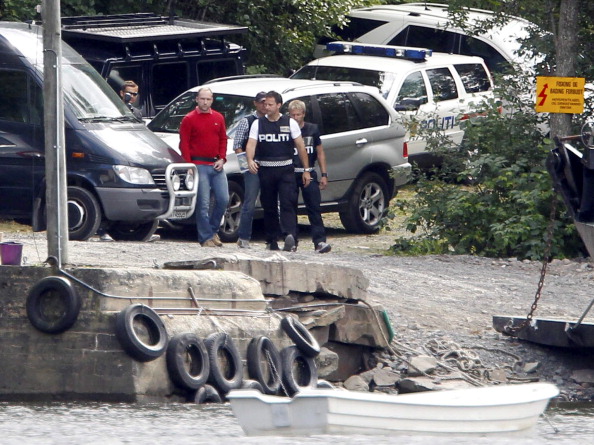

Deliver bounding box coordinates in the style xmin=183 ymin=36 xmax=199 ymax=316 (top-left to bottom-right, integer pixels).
xmin=227 ymin=383 xmax=558 ymax=436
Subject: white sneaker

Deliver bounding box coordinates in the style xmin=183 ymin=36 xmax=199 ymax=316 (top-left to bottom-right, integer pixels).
xmin=100 ymin=233 xmax=114 ymax=242
xmin=237 ymin=239 xmax=251 ymax=248
xmin=148 ymin=234 xmax=160 ymax=242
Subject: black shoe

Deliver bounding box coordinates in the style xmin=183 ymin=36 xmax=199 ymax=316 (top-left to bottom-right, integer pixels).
xmin=316 ymin=242 xmax=332 ymax=253
xmin=283 ymin=234 xmax=296 ymax=252
xmin=267 ymin=241 xmax=280 ymax=251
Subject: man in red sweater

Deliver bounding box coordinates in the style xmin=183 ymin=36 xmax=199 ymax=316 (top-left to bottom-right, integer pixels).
xmin=179 ymin=87 xmax=229 ymax=247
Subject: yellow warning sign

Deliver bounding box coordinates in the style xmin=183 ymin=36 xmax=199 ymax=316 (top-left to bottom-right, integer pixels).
xmin=536 ymin=76 xmax=585 ymax=113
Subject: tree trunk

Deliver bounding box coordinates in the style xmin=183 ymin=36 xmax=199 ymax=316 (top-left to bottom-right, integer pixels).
xmin=550 ymin=0 xmax=580 ymax=138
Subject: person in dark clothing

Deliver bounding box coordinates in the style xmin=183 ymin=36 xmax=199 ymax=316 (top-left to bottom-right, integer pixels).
xmin=234 ymin=91 xmax=267 ymax=248
xmin=245 ymin=91 xmax=311 ymax=251
xmin=288 ymin=100 xmax=331 ymax=253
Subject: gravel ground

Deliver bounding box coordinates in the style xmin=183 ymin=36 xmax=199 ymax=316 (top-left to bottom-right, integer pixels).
xmin=4 ymin=217 xmax=594 ymax=402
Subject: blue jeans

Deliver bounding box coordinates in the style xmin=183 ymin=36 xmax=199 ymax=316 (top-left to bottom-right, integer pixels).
xmin=237 ymin=171 xmax=260 ymax=241
xmin=195 ymin=164 xmax=229 ymax=243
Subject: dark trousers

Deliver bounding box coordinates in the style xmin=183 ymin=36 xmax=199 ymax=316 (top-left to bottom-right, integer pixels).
xmin=296 ymin=171 xmax=326 ymax=246
xmin=258 ymin=164 xmax=298 ymax=244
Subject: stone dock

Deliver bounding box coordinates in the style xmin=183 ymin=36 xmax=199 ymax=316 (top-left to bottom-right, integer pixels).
xmin=0 ymin=253 xmax=391 ymax=402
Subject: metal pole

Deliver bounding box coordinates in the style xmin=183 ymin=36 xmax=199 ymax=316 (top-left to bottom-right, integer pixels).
xmin=42 ymin=0 xmax=69 ymax=266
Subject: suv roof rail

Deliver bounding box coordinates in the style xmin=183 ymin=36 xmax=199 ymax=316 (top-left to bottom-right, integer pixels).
xmin=282 ymin=81 xmax=364 ymax=94
xmin=203 ymin=74 xmax=284 ymax=85
xmin=61 ymin=12 xmax=248 ymax=43
xmin=326 ymin=41 xmax=432 ymax=61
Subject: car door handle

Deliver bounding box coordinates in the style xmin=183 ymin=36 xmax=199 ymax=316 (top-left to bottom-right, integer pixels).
xmin=355 ymin=138 xmax=368 ymax=146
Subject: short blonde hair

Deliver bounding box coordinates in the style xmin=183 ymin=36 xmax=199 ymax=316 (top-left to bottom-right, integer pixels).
xmin=287 ymin=100 xmax=306 ymax=113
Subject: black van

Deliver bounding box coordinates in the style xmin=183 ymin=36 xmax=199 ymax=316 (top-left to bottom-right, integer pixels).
xmin=0 ymin=22 xmax=197 ymax=241
xmin=61 ymin=13 xmax=248 ymax=118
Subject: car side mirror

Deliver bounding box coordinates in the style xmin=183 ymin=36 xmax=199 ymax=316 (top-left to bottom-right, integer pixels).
xmin=394 ymin=98 xmax=425 ymax=112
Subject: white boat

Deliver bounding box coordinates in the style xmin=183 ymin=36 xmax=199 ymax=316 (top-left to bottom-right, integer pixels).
xmin=227 ymin=382 xmax=559 ymax=436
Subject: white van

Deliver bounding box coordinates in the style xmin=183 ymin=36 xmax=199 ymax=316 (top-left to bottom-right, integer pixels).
xmin=316 ymin=3 xmax=539 ymax=75
xmin=293 ymin=42 xmax=494 ymax=167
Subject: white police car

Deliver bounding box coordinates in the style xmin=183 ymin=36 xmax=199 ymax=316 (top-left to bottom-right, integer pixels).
xmin=292 ymin=42 xmax=494 ymax=168
xmin=148 ymin=77 xmax=411 ymax=240
xmin=315 ymin=3 xmax=542 ymax=75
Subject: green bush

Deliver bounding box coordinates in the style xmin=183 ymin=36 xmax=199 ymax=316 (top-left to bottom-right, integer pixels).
xmin=389 ymin=76 xmax=584 ymax=260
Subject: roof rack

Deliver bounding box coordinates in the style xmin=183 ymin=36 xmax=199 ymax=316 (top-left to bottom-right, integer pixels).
xmin=203 ymin=74 xmax=284 ymax=85
xmin=282 ymin=81 xmax=364 ymax=94
xmin=326 ymin=41 xmax=432 ymax=60
xmin=61 ymin=13 xmax=248 ymax=43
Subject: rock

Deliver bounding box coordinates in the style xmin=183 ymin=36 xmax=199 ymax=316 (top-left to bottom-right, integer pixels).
xmin=398 ymin=377 xmax=437 ymax=393
xmin=315 ymin=347 xmax=339 ymax=378
xmin=371 ymin=367 xmax=401 ymax=387
xmin=407 ymin=355 xmax=437 ymax=377
xmin=571 ymin=369 xmax=594 ymax=384
xmin=523 ymin=362 xmax=540 ymax=373
xmin=329 ymin=303 xmax=391 ymax=348
xmin=344 ymin=375 xmax=369 ymax=392
xmin=488 ymin=369 xmax=507 ymax=383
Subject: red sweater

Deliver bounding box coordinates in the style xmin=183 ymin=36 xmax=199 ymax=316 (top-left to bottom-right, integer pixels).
xmin=179 ymin=108 xmax=228 ymax=164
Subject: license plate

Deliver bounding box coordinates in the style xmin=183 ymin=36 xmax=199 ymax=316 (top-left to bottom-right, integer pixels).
xmin=171 ymin=210 xmax=188 ymax=219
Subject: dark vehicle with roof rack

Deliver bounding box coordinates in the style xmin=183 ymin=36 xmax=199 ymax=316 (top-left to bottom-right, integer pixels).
xmin=0 ymin=21 xmax=197 ymax=241
xmin=61 ymin=12 xmax=248 ymax=118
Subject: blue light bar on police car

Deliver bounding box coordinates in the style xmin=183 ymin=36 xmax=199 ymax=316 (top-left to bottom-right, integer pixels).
xmin=326 ymin=41 xmax=432 ymax=60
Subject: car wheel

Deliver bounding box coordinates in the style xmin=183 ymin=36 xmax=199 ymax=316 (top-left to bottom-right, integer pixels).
xmin=107 ymin=220 xmax=159 ymax=242
xmin=66 ymin=186 xmax=102 ymax=241
xmin=218 ymin=180 xmax=244 ymax=243
xmin=340 ymin=172 xmax=389 ymax=234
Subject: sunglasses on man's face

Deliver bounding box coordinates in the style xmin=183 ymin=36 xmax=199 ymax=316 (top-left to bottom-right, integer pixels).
xmin=126 ymin=92 xmax=139 ymax=96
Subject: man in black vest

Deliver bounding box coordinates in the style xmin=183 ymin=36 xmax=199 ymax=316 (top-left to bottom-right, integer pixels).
xmin=233 ymin=92 xmax=267 ymax=248
xmin=245 ymin=91 xmax=311 ymax=251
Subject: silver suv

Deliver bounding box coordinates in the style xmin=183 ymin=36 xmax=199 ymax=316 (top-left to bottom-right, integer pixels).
xmin=148 ymin=77 xmax=411 ymax=241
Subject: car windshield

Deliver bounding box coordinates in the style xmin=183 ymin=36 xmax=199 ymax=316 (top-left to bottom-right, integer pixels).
xmin=291 ymin=65 xmax=396 ymax=99
xmin=63 ymin=63 xmax=132 ymax=120
xmin=148 ymin=91 xmax=255 ymax=137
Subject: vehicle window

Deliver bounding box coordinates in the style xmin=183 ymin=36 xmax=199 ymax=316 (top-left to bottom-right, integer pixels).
xmin=388 ymin=26 xmax=458 ymax=54
xmin=395 ymin=71 xmax=428 ymax=109
xmin=314 ymin=93 xmax=352 ymax=135
xmin=107 ymin=64 xmax=143 ymax=93
xmin=426 ymin=68 xmax=458 ymax=102
xmin=348 ymin=92 xmax=389 ymax=129
xmin=197 ymin=59 xmax=241 ymax=85
xmin=0 ymin=70 xmax=31 ymax=123
xmin=330 ymin=16 xmax=389 ymax=41
xmin=291 ymin=66 xmax=396 ymax=99
xmin=454 ymin=63 xmax=491 ymax=93
xmin=153 ymin=62 xmax=190 ymax=109
xmin=459 ymin=36 xmax=510 ymax=74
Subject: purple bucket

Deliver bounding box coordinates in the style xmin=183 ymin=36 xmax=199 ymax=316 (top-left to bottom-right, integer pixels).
xmin=0 ymin=242 xmax=23 ymax=266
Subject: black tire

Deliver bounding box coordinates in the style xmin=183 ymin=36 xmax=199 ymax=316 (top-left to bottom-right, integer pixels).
xmin=246 ymin=336 xmax=282 ymax=395
xmin=66 ymin=186 xmax=102 ymax=241
xmin=339 ymin=172 xmax=389 ymax=234
xmin=26 ymin=276 xmax=81 ymax=334
xmin=218 ymin=180 xmax=244 ymax=243
xmin=107 ymin=220 xmax=159 ymax=242
xmin=115 ymin=304 xmax=168 ymax=362
xmin=205 ymin=332 xmax=243 ymax=394
xmin=280 ymin=346 xmax=318 ymax=397
xmin=241 ymin=379 xmax=264 ymax=392
xmin=280 ymin=316 xmax=320 ymax=358
xmin=166 ymin=333 xmax=210 ymax=390
xmin=193 ymin=384 xmax=222 ymax=404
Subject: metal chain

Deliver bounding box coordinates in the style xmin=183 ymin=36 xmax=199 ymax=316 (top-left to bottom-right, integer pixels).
xmin=507 ymin=194 xmax=558 ymax=334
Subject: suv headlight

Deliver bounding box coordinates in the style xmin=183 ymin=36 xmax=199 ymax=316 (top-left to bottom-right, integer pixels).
xmin=184 ymin=168 xmax=196 ymax=191
xmin=113 ymin=165 xmax=155 ymax=185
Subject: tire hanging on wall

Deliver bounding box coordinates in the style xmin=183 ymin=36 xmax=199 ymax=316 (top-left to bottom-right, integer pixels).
xmin=205 ymin=332 xmax=243 ymax=394
xmin=280 ymin=316 xmax=320 ymax=358
xmin=280 ymin=345 xmax=318 ymax=397
xmin=166 ymin=333 xmax=210 ymax=390
xmin=246 ymin=336 xmax=282 ymax=395
xmin=26 ymin=276 xmax=81 ymax=334
xmin=115 ymin=304 xmax=168 ymax=362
